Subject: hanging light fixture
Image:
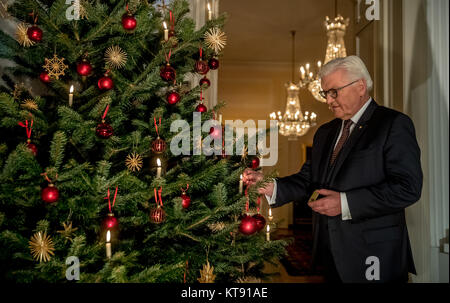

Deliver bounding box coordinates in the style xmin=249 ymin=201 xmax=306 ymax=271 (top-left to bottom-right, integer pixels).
xmin=270 ymin=31 xmax=317 ymax=140
xmin=300 ymin=0 xmax=350 ymax=103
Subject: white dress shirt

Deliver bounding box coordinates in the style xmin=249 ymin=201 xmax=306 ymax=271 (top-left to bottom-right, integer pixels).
xmin=266 ymin=97 xmax=373 ymax=221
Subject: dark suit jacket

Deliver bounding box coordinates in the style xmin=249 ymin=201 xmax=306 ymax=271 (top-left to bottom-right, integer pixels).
xmin=272 ymin=100 xmax=423 ymax=282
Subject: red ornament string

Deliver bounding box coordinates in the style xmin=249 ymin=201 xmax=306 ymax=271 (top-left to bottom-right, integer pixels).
xmin=256 ymin=196 xmax=261 ymax=213
xmin=165 ymin=49 xmax=172 ymax=63
xmin=104 ymin=186 xmax=118 ymax=213
xmin=154 ymin=117 xmax=161 ymax=137
xmin=183 ymin=260 xmax=189 ymax=283
xmin=154 ymin=187 xmax=163 ymax=207
xmin=41 ymin=172 xmax=58 ymax=184
xmin=126 ymin=3 xmax=129 ymax=13
xmin=200 ymin=90 xmax=204 ymax=103
xmin=18 ymin=119 xmax=33 ymax=140
xmin=102 ymin=104 xmax=110 ymax=120
xmin=199 ymin=47 xmax=203 ymax=59
xmin=181 ymin=184 xmax=189 ymax=193
xmin=28 ymin=10 xmax=38 ymax=24
xmin=244 ymin=184 xmax=250 ymax=212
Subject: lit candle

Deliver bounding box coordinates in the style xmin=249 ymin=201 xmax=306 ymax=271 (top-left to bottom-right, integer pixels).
xmin=305 ymin=63 xmax=310 ymax=75
xmin=163 ymin=21 xmax=168 ymax=41
xmin=219 ymin=114 xmax=222 ymax=125
xmin=266 ymin=225 xmax=270 ymax=241
xmin=207 ymin=3 xmax=212 ymax=20
xmin=156 ymin=158 xmax=162 ymax=178
xmin=300 ymin=66 xmax=305 ymax=79
xmin=268 ymin=208 xmax=273 ymax=221
xmin=69 ymin=85 xmax=74 ymax=107
xmin=317 ymin=60 xmax=322 ymax=69
xmin=309 ymin=72 xmax=313 ymax=79
xmin=239 ymin=174 xmax=243 ymax=194
xmin=106 ymin=230 xmax=112 ymax=259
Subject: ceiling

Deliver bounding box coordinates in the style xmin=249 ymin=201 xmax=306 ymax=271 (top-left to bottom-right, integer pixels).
xmin=219 ymin=0 xmax=351 ymax=64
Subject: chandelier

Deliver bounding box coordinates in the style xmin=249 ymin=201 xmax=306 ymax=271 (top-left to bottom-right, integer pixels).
xmin=270 ymin=31 xmax=317 ymax=140
xmin=299 ymin=12 xmax=350 ymax=103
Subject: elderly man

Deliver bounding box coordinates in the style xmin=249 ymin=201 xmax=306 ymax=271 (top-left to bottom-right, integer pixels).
xmin=244 ymin=56 xmax=422 ymax=283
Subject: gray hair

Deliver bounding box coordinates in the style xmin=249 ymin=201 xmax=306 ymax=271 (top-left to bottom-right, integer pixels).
xmin=318 ymin=56 xmax=373 ymax=91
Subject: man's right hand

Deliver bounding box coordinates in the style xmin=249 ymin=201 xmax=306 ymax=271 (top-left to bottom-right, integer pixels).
xmin=242 ymin=168 xmax=275 ymax=197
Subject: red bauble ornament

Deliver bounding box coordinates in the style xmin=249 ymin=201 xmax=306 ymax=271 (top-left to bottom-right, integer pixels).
xmin=249 ymin=156 xmax=260 ymax=169
xmin=150 ymin=206 xmax=166 ymax=223
xmin=199 ymin=76 xmax=210 ymax=88
xmin=41 ymin=184 xmax=59 ymax=204
xmin=39 ymin=72 xmax=50 ymax=83
xmin=152 ymin=137 xmax=166 ymax=153
xmin=77 ymin=59 xmax=92 ymax=76
xmin=195 ymin=103 xmax=207 ymax=113
xmin=239 ymin=214 xmax=258 ymax=235
xmin=98 ymin=75 xmax=114 ymax=90
xmin=160 ymin=64 xmax=176 ymax=82
xmin=181 ymin=193 xmax=191 ymax=209
xmin=27 ymin=140 xmax=37 ymax=156
xmin=27 ymin=25 xmax=43 ymax=42
xmin=208 ymin=57 xmax=219 ymax=70
xmin=103 ymin=213 xmax=119 ymax=229
xmin=209 ymin=125 xmax=222 ymax=140
xmin=194 ymin=59 xmax=210 ymax=75
xmin=167 ymin=91 xmax=180 ymax=105
xmin=122 ymin=13 xmax=137 ymax=31
xmin=96 ymin=121 xmax=114 ymax=138
xmin=252 ymin=214 xmax=266 ymax=232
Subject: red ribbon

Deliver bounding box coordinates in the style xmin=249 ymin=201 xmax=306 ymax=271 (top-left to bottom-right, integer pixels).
xmin=183 ymin=260 xmax=189 ymax=283
xmin=18 ymin=119 xmax=33 ymax=140
xmin=256 ymin=196 xmax=261 ymax=213
xmin=105 ymin=186 xmax=118 ymax=213
xmin=169 ymin=10 xmax=174 ymax=30
xmin=154 ymin=187 xmax=163 ymax=207
xmin=200 ymin=90 xmax=203 ymax=103
xmin=102 ymin=104 xmax=110 ymax=120
xmin=199 ymin=47 xmax=203 ymax=59
xmin=154 ymin=117 xmax=161 ymax=137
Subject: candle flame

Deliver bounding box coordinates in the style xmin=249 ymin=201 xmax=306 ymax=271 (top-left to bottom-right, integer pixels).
xmin=70 ymin=85 xmax=74 ymax=93
xmin=157 ymin=158 xmax=161 ymax=167
xmin=240 ymin=174 xmax=243 ymax=180
xmin=106 ymin=230 xmax=111 ymax=242
xmin=269 ymin=208 xmax=272 ymax=216
xmin=207 ymin=3 xmax=211 ymax=11
xmin=267 ymin=225 xmax=270 ymax=232
xmin=163 ymin=21 xmax=167 ymax=30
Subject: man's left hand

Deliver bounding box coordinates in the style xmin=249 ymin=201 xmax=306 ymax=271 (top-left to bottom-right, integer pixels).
xmin=307 ymin=189 xmax=342 ymax=217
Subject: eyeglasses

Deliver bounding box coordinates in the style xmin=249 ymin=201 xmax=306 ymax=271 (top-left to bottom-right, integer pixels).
xmin=319 ymin=80 xmax=359 ymax=99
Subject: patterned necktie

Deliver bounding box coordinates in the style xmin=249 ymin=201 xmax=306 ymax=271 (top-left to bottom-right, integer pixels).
xmin=329 ymin=119 xmax=353 ymax=166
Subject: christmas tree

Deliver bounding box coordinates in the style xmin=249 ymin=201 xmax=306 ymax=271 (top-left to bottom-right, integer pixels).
xmin=0 ymin=0 xmax=287 ymax=282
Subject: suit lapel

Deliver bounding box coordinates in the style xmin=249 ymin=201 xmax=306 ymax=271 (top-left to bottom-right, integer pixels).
xmin=328 ymin=100 xmax=378 ymax=183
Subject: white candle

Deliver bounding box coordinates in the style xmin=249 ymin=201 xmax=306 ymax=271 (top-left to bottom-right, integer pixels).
xmin=106 ymin=230 xmax=112 ymax=259
xmin=268 ymin=208 xmax=273 ymax=221
xmin=239 ymin=174 xmax=243 ymax=194
xmin=266 ymin=225 xmax=270 ymax=241
xmin=207 ymin=3 xmax=212 ymax=20
xmin=219 ymin=114 xmax=222 ymax=125
xmin=69 ymin=85 xmax=74 ymax=107
xmin=156 ymin=158 xmax=162 ymax=178
xmin=163 ymin=22 xmax=168 ymax=41
xmin=306 ymin=63 xmax=310 ymax=75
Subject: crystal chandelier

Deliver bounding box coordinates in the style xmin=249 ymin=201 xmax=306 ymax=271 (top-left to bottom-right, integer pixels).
xmin=299 ymin=13 xmax=350 ymax=103
xmin=270 ymin=31 xmax=317 ymax=140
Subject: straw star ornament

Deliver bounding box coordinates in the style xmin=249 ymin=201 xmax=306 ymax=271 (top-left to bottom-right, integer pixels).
xmin=43 ymin=54 xmax=68 ymax=80
xmin=29 ymin=231 xmax=55 ymax=262
xmin=204 ymin=27 xmax=227 ymax=54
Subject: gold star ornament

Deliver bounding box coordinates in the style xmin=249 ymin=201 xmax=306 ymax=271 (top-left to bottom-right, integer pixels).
xmin=105 ymin=45 xmax=128 ymax=70
xmin=29 ymin=231 xmax=55 ymax=262
xmin=125 ymin=152 xmax=143 ymax=172
xmin=43 ymin=54 xmax=68 ymax=80
xmin=16 ymin=23 xmax=35 ymax=47
xmin=204 ymin=27 xmax=227 ymax=54
xmin=198 ymin=261 xmax=216 ymax=283
xmin=57 ymin=222 xmax=78 ymax=243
